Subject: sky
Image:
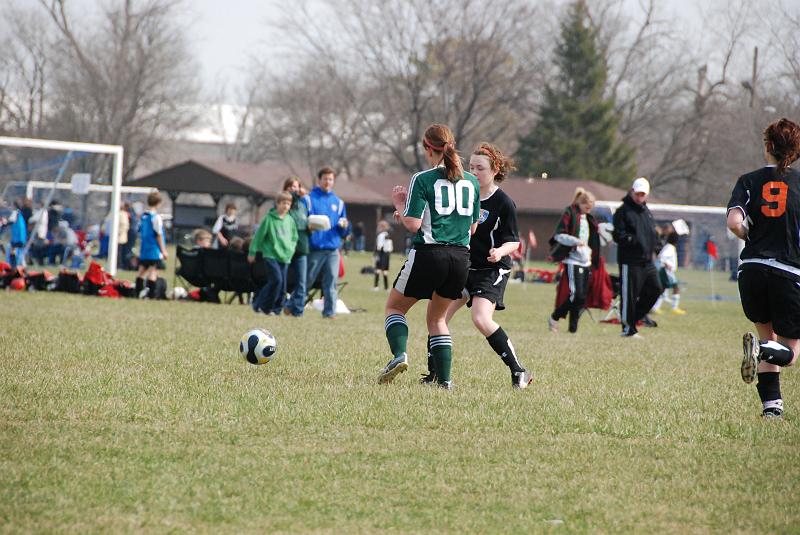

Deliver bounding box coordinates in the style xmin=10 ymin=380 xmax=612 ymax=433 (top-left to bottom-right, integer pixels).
xmin=190 ymin=0 xmax=695 ymax=102
xmin=62 ymin=0 xmax=702 ymax=103
xmin=185 ymin=0 xmax=701 ymax=102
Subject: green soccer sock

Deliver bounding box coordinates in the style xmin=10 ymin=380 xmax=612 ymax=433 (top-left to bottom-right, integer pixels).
xmin=429 ymin=334 xmax=453 ymax=383
xmin=384 ymin=314 xmax=408 ymax=358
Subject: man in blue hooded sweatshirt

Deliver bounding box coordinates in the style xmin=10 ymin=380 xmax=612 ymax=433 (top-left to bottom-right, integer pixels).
xmin=304 ymin=167 xmax=350 ymax=318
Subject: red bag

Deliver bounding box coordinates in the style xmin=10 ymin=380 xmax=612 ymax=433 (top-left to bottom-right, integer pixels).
xmin=97 ymin=284 xmax=121 ymax=298
xmin=586 ymin=257 xmax=613 ymax=310
xmin=84 ymin=261 xmax=114 ymax=286
xmin=554 ymin=257 xmax=613 ymax=310
xmin=338 ymin=252 xmax=345 ymax=278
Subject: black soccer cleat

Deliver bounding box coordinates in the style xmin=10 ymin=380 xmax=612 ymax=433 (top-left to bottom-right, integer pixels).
xmin=419 ymin=372 xmax=437 ymax=384
xmin=762 ymin=407 xmax=783 ymax=419
xmin=641 ymin=315 xmax=658 ymax=328
xmin=512 ymin=370 xmax=532 ymax=389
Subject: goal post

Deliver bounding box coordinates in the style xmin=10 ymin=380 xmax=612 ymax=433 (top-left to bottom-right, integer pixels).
xmin=0 ymin=136 xmax=125 ymax=275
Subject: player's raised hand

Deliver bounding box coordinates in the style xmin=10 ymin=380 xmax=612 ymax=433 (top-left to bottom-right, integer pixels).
xmin=391 ymin=186 xmax=407 ymax=211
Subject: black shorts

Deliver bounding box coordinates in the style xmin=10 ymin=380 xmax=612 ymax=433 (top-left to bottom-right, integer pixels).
xmin=139 ymin=259 xmax=164 ymax=269
xmin=393 ymin=245 xmax=469 ymax=300
xmin=738 ymin=265 xmax=800 ymax=339
xmin=658 ymin=267 xmax=677 ymax=289
xmin=374 ymin=251 xmax=390 ymax=271
xmin=464 ymin=268 xmax=510 ymax=311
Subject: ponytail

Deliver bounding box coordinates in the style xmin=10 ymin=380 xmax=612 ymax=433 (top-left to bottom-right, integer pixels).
xmin=423 ymin=124 xmax=463 ymax=182
xmin=764 ymin=118 xmax=800 ymax=175
xmin=572 ymin=187 xmax=596 ymax=206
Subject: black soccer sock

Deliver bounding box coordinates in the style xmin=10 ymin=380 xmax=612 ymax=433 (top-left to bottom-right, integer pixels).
xmin=426 ymin=335 xmax=436 ymax=378
xmin=135 ymin=277 xmax=144 ymax=295
xmin=146 ymin=279 xmax=156 ymax=298
xmin=383 ymin=274 xmax=389 ymax=290
xmin=756 ymin=372 xmax=783 ymax=412
xmin=486 ymin=326 xmax=524 ymax=373
xmin=430 ymin=334 xmax=452 ymax=383
xmin=759 ymin=340 xmax=795 ymax=367
xmin=373 ymin=273 xmax=379 ymax=288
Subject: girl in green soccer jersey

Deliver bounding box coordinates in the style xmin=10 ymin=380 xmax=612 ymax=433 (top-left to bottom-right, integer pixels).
xmin=377 ymin=124 xmax=481 ymax=389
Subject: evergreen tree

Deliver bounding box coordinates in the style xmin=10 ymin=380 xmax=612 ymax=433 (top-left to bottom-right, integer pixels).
xmin=517 ymin=1 xmax=634 ymax=187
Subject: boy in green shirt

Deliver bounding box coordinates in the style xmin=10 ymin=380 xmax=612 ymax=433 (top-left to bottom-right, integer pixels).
xmin=248 ymin=191 xmax=298 ymax=315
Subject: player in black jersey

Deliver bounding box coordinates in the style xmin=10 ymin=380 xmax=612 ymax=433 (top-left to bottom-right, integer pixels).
xmin=421 ymin=142 xmax=531 ymax=388
xmin=727 ymin=118 xmax=800 ymax=419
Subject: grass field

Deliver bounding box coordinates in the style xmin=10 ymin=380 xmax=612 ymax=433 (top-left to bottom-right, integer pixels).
xmin=1 ymin=252 xmax=798 ymax=533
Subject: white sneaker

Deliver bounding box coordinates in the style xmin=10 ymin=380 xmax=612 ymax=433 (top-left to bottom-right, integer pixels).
xmin=548 ymin=317 xmax=558 ymax=333
xmin=378 ymin=353 xmax=408 ymax=384
xmin=741 ymin=332 xmax=759 ymax=384
xmin=621 ymin=332 xmax=643 ymax=339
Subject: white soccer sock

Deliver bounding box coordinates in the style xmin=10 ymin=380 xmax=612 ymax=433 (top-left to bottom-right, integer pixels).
xmin=652 ymin=291 xmax=666 ymax=311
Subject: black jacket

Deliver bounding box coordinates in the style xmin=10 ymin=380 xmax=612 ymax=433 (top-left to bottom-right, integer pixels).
xmin=612 ymin=194 xmax=658 ymax=265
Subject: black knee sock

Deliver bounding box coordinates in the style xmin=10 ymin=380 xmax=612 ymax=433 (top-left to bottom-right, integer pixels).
xmin=135 ymin=277 xmax=144 ymax=295
xmin=383 ymin=274 xmax=388 ymax=290
xmin=146 ymin=279 xmax=156 ymax=298
xmin=756 ymin=372 xmax=782 ymax=412
xmin=759 ymin=340 xmax=795 ymax=366
xmin=373 ymin=273 xmax=379 ymax=287
xmin=486 ymin=326 xmax=524 ymax=373
xmin=426 ymin=335 xmax=436 ymax=378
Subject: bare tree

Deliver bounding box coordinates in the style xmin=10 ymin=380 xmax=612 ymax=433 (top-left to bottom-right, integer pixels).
xmin=242 ymin=0 xmax=552 ymax=177
xmin=0 ymin=4 xmax=53 ymax=138
xmin=764 ymin=1 xmax=800 ymax=97
xmin=237 ymin=60 xmax=376 ymax=179
xmin=38 ymin=0 xmax=199 ymax=179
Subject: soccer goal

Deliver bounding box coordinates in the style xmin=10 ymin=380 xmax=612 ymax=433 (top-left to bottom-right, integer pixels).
xmin=0 ymin=136 xmax=128 ymax=275
xmin=594 ymin=199 xmax=744 ymax=303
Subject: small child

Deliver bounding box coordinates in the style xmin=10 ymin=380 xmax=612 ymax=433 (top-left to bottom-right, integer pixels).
xmin=652 ymin=232 xmax=685 ymax=314
xmin=373 ymin=220 xmax=393 ymax=291
xmin=191 ymin=228 xmax=213 ymax=249
xmin=248 ymin=191 xmax=298 ymax=315
xmin=136 ymin=191 xmax=168 ymax=299
xmin=212 ymin=202 xmax=238 ymax=248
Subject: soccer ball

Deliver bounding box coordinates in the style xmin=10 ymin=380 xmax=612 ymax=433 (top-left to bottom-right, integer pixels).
xmin=239 ymin=328 xmax=277 ymax=365
xmin=167 ymin=286 xmax=187 ymax=300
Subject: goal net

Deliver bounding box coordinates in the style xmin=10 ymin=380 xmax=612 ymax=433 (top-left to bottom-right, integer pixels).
xmin=594 ymin=200 xmax=742 ymax=304
xmin=0 ymin=136 xmax=138 ymax=276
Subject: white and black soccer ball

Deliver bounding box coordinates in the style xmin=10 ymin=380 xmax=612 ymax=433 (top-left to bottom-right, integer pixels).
xmin=239 ymin=328 xmax=277 ymax=365
xmin=168 ymin=286 xmax=188 ymax=300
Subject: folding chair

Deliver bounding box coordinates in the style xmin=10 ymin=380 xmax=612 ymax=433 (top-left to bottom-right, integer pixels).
xmin=227 ymin=250 xmax=256 ymax=304
xmin=202 ymin=248 xmax=233 ymax=291
xmin=174 ymin=246 xmax=209 ymax=289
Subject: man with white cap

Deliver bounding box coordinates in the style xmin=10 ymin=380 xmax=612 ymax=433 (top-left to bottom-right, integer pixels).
xmin=612 ymin=177 xmax=663 ymax=338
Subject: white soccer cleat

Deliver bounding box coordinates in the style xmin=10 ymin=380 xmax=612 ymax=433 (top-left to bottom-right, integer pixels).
xmin=378 ymin=353 xmax=408 ymax=384
xmin=741 ymin=332 xmax=759 ymax=384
